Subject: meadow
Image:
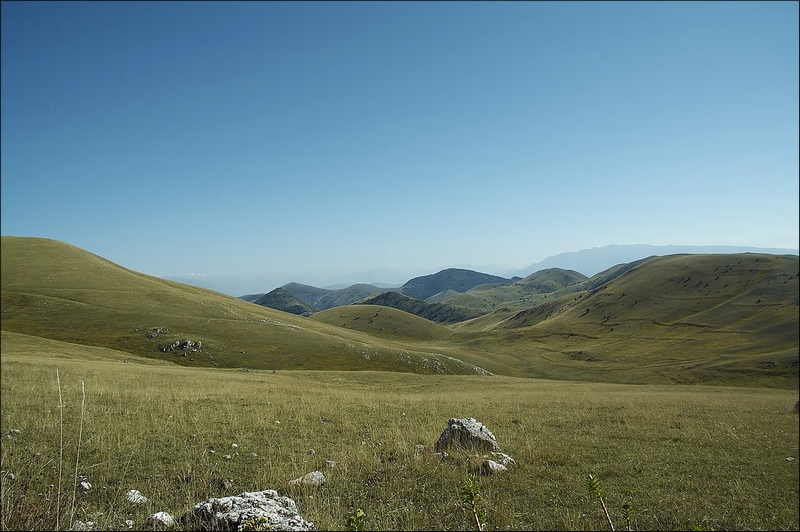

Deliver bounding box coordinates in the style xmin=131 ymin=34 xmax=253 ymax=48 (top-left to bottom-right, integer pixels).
xmin=2 ymin=333 xmax=798 ymax=531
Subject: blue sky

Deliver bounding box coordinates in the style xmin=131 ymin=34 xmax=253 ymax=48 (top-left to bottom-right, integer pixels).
xmin=2 ymin=1 xmax=798 ymax=294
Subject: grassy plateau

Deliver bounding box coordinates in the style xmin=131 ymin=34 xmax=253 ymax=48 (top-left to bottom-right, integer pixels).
xmin=1 ymin=236 xmax=799 ymax=530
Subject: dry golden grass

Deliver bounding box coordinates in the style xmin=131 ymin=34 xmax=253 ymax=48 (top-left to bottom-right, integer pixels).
xmin=2 ymin=334 xmax=798 ymax=531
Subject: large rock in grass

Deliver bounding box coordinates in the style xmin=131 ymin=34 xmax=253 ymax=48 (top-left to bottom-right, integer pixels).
xmin=435 ymin=417 xmax=499 ymax=453
xmin=184 ymin=490 xmax=315 ymax=531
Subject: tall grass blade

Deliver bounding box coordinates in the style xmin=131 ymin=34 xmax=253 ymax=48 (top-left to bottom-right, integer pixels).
xmin=56 ymin=369 xmax=63 ymax=531
xmin=69 ymin=380 xmax=86 ymax=528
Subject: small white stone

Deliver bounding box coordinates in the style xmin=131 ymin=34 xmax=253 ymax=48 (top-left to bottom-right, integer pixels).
xmin=145 ymin=511 xmax=176 ymax=528
xmin=482 ymin=460 xmax=508 ymax=474
xmin=80 ymin=481 xmax=91 ymax=491
xmin=126 ymin=489 xmax=148 ymax=504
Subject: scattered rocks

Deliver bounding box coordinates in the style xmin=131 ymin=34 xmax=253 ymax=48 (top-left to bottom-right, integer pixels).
xmin=434 ymin=418 xmax=515 ymax=475
xmin=5 ymin=429 xmax=21 ymax=438
xmin=184 ymin=490 xmax=316 ymax=531
xmin=70 ymin=520 xmax=97 ymax=531
xmin=145 ymin=512 xmax=176 ymax=529
xmin=126 ymin=489 xmax=149 ymax=504
xmin=435 ymin=418 xmax=499 ymax=453
xmin=476 ymin=452 xmax=516 ymax=475
xmin=161 ymin=339 xmax=202 ymax=353
xmin=489 ymin=451 xmax=516 ymax=467
xmin=289 ymin=471 xmax=326 ymax=488
xmin=479 ymin=459 xmax=508 ymax=475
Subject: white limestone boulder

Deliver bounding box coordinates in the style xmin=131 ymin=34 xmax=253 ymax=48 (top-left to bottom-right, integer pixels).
xmin=185 ymin=490 xmax=315 ymax=531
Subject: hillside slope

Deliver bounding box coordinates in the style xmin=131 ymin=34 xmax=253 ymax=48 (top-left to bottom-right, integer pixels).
xmin=252 ymin=288 xmax=315 ymax=316
xmin=451 ymin=253 xmax=799 ymax=386
xmin=357 ymin=291 xmax=484 ymax=324
xmin=310 ymin=304 xmax=452 ymax=342
xmin=441 ymin=268 xmax=588 ymax=312
xmin=0 ymin=237 xmax=489 ymax=375
xmin=3 ymin=238 xmax=796 ymax=387
xmin=280 ymin=282 xmax=388 ymax=311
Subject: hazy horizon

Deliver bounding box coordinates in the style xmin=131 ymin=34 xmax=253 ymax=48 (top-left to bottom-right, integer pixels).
xmin=2 ymin=2 xmax=798 ymax=293
xmin=161 ymin=242 xmax=799 ymax=296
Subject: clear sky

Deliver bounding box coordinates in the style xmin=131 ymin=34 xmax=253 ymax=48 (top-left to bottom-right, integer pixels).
xmin=2 ymin=1 xmax=798 ymax=294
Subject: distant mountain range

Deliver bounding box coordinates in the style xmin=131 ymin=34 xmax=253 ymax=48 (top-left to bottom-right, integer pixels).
xmin=243 ymin=245 xmax=798 ymax=317
xmin=508 ymin=244 xmax=799 ymax=278
xmin=242 ymin=268 xmax=514 ymax=316
xmin=163 ymin=244 xmax=798 ymax=296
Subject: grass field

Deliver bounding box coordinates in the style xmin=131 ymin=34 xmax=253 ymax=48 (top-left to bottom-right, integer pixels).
xmin=2 ymin=237 xmax=798 ymax=530
xmin=2 ymin=333 xmax=798 ymax=531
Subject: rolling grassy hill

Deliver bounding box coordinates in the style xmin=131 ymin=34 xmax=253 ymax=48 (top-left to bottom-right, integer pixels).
xmin=310 ymin=304 xmax=452 ymax=342
xmin=356 ymin=290 xmax=484 ymax=324
xmin=440 ymin=267 xmax=588 ymax=313
xmin=251 ymin=288 xmax=315 ymax=316
xmin=400 ymin=268 xmax=510 ymax=300
xmin=448 ymin=253 xmax=799 ymax=387
xmin=0 ymin=237 xmax=488 ymax=375
xmin=2 ymin=237 xmax=797 ymax=387
xmin=279 ymin=282 xmax=388 ymax=311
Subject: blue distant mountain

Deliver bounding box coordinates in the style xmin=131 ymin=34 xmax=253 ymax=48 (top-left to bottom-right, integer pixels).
xmin=509 ymin=244 xmax=800 ymax=278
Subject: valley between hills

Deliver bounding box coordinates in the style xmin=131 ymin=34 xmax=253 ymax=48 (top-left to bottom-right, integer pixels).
xmin=2 ymin=236 xmax=798 ymax=388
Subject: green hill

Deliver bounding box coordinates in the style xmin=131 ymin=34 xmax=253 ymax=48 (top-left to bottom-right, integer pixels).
xmin=450 ymin=253 xmax=799 ymax=386
xmin=517 ymin=267 xmax=588 ymax=291
xmin=251 ymin=288 xmax=315 ymax=316
xmin=441 ymin=267 xmax=588 ymax=312
xmin=401 ymin=268 xmax=510 ymax=300
xmin=357 ymin=290 xmax=484 ymax=324
xmin=310 ymin=304 xmax=452 ymax=342
xmin=0 ymin=237 xmax=487 ymax=375
xmin=281 ymin=282 xmax=388 ymax=311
